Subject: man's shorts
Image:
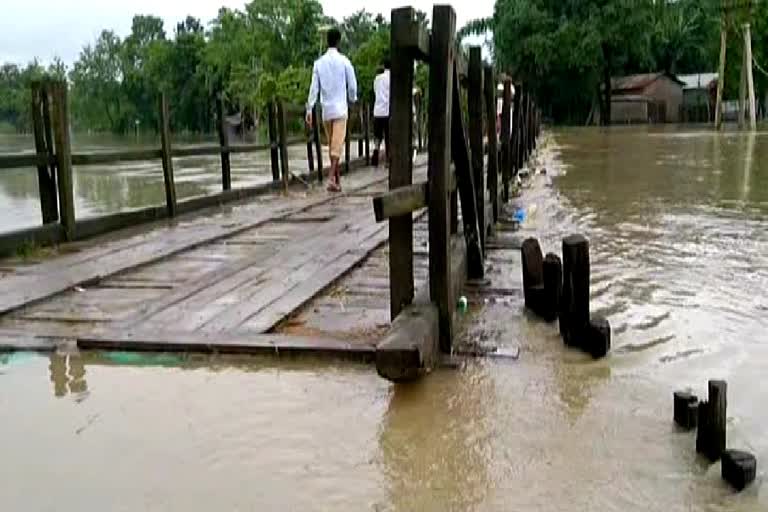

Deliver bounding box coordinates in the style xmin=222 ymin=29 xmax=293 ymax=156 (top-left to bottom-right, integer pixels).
xmin=373 ymin=116 xmax=389 ymax=145
xmin=323 ymin=117 xmax=347 ymax=159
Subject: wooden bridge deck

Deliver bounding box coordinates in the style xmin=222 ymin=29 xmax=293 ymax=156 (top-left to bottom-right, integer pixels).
xmin=0 ymin=158 xmax=430 ymax=359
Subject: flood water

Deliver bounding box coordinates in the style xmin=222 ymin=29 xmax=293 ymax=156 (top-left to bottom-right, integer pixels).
xmin=0 ymin=132 xmax=319 ymax=233
xmin=2 ymin=125 xmax=767 ymax=510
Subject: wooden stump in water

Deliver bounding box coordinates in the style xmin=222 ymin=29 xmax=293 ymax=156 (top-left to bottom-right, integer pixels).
xmin=560 ymin=234 xmax=589 ymax=346
xmin=696 ymin=380 xmax=727 ymax=461
xmin=696 ymin=400 xmax=711 ymax=456
xmin=722 ymin=449 xmax=757 ymax=491
xmin=521 ymin=238 xmax=544 ymax=311
xmin=673 ymin=391 xmax=698 ymax=430
xmin=542 ymin=253 xmax=562 ymax=322
xmin=585 ymin=316 xmax=611 ymax=358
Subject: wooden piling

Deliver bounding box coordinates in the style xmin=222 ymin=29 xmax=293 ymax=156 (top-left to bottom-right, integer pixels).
xmin=500 ymin=79 xmax=512 ymax=202
xmin=305 ymin=117 xmax=315 ymax=174
xmin=276 ymin=100 xmax=290 ymax=190
xmin=585 ymin=316 xmax=611 ymax=358
xmin=468 ymin=46 xmax=486 ymax=252
xmin=560 ymin=234 xmax=590 ymax=346
xmin=484 ymin=65 xmax=499 ymax=223
xmin=513 ymin=85 xmax=523 ymax=171
xmin=312 ymin=104 xmax=323 ymax=183
xmin=416 ymin=92 xmax=424 ymax=152
xmin=268 ymin=102 xmax=280 ymax=181
xmin=673 ymin=391 xmax=698 ymax=430
xmin=49 ymin=81 xmax=75 ymax=241
xmin=159 ymin=93 xmax=177 ymax=217
xmin=216 ymin=96 xmax=232 ymax=191
xmin=542 ymin=253 xmax=562 ymax=322
xmin=363 ymin=102 xmax=370 ymax=165
xmin=696 ymin=380 xmax=727 ymax=461
xmin=388 ymin=7 xmax=418 ymax=320
xmin=521 ymin=238 xmax=544 ymax=311
xmin=428 ymin=4 xmax=457 ymax=351
xmin=722 ymin=450 xmax=757 ymax=491
xmin=31 ymin=82 xmax=58 ymax=224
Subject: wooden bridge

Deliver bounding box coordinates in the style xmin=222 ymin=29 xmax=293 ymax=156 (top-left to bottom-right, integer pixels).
xmin=0 ymin=4 xmax=540 ymax=382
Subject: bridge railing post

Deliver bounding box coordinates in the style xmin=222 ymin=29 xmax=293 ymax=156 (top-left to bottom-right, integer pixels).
xmin=216 ymin=95 xmax=232 ymax=191
xmin=468 ymin=46 xmax=486 ymax=252
xmin=305 ymin=111 xmax=315 ymax=174
xmin=50 ymin=80 xmax=76 ymax=241
xmin=268 ymin=102 xmax=281 ymax=182
xmin=159 ymin=93 xmax=177 ymax=217
xmin=31 ymin=81 xmax=59 ymax=225
xmin=312 ymin=104 xmax=323 ymax=183
xmin=388 ymin=6 xmax=418 ymax=320
xmin=276 ymin=100 xmax=290 ymax=191
xmin=428 ymin=4 xmax=456 ymax=350
xmin=501 ymin=78 xmax=512 ymax=203
xmin=484 ymin=65 xmax=499 ymax=224
xmin=363 ymin=101 xmax=370 ymax=165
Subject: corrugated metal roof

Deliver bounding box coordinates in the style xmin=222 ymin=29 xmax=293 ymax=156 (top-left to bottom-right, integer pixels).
xmin=611 ymin=72 xmax=684 ymax=91
xmin=677 ymin=73 xmax=718 ymax=90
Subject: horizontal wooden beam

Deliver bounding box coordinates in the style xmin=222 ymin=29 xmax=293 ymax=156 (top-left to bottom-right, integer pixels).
xmin=0 ymin=153 xmax=52 ymax=170
xmin=372 ymin=170 xmax=457 ymax=222
xmin=403 ymin=21 xmax=430 ymax=61
xmin=72 ymin=149 xmax=162 ymax=166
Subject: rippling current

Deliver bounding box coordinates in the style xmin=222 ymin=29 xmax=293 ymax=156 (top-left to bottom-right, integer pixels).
xmin=1 ymin=126 xmax=766 ymax=510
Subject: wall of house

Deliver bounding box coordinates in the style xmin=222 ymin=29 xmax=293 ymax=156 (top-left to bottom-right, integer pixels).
xmin=611 ymin=100 xmax=649 ymax=124
xmin=644 ymin=77 xmax=683 ymax=122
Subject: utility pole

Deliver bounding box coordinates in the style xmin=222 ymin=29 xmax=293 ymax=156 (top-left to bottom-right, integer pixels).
xmin=716 ymin=0 xmax=757 ymax=131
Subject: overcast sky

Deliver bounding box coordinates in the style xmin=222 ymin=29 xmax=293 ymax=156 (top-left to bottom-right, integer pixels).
xmin=0 ymin=0 xmax=493 ymax=65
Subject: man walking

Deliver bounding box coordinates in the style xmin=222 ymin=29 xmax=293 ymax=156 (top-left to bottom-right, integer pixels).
xmin=306 ymin=28 xmax=358 ymax=192
xmin=372 ymin=59 xmax=390 ymax=167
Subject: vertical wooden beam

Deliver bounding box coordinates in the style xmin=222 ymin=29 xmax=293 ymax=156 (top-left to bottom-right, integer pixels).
xmin=344 ymin=113 xmax=351 ymax=175
xmin=468 ymin=46 xmax=486 ymax=252
xmin=451 ymin=63 xmax=484 ymax=279
xmin=312 ymin=104 xmax=323 ymax=183
xmin=429 ymin=4 xmax=456 ymax=351
xmin=50 ymin=81 xmax=75 ymax=240
xmin=216 ymin=96 xmax=231 ymax=191
xmin=159 ymin=93 xmax=177 ymax=217
xmin=276 ymin=100 xmax=290 ymax=191
xmin=388 ymin=6 xmax=417 ymax=320
xmin=715 ymin=22 xmax=727 ymax=130
xmin=31 ymin=82 xmax=58 ymax=224
xmin=513 ymin=84 xmax=523 ymax=171
xmin=744 ymin=23 xmax=757 ymax=131
xmin=357 ymin=104 xmax=364 ymax=156
xmin=484 ymin=65 xmax=499 ymax=224
xmin=305 ymin=117 xmax=315 ymax=173
xmin=416 ymin=92 xmax=424 ymax=152
xmin=268 ymin=102 xmax=280 ymax=182
xmin=363 ymin=101 xmax=370 ymax=165
xmin=500 ymin=78 xmax=512 ymax=202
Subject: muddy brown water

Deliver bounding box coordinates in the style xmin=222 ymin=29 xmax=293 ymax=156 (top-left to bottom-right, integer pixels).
xmin=1 ymin=125 xmax=767 ymax=510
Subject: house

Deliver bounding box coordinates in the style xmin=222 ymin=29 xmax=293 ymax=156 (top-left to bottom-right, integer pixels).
xmin=608 ymin=72 xmax=684 ymax=124
xmin=678 ymin=73 xmax=717 ymax=122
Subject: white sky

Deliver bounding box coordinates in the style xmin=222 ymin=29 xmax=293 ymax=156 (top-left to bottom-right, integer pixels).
xmin=0 ymin=0 xmax=494 ymax=65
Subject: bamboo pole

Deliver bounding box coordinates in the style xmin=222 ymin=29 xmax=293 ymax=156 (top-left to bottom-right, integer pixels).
xmin=744 ymin=23 xmax=757 ymax=130
xmin=715 ymin=22 xmax=728 ymax=129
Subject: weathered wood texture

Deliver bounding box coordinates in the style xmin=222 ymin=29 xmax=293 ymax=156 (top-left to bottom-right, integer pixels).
xmin=388 ymin=6 xmax=418 ymax=321
xmin=696 ymin=380 xmax=727 ymax=462
xmin=50 ymin=81 xmax=75 ymax=241
xmin=159 ymin=93 xmax=177 ymax=217
xmin=560 ymin=234 xmax=590 ymax=347
xmin=500 ymin=79 xmax=512 ymax=202
xmin=722 ymin=450 xmax=757 ymax=491
xmin=312 ymin=104 xmax=323 ymax=182
xmin=673 ymin=391 xmax=699 ymax=430
xmin=484 ymin=65 xmax=499 ymax=223
xmin=451 ymin=63 xmax=484 ymax=279
xmin=428 ymin=4 xmax=456 ymax=352
xmin=268 ymin=102 xmax=281 ymax=181
xmin=277 ymin=100 xmax=290 ymax=189
xmin=468 ymin=46 xmax=486 ymax=252
xmin=31 ymin=82 xmax=58 ymax=224
xmin=542 ymin=253 xmax=562 ymax=322
xmin=216 ymin=96 xmax=232 ymax=191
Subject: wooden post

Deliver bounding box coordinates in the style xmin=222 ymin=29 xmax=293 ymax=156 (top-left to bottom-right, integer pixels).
xmin=452 ymin=64 xmax=484 ymax=279
xmin=344 ymin=113 xmax=351 ymax=175
xmin=276 ymin=100 xmax=290 ymax=190
xmin=216 ymin=96 xmax=231 ymax=191
xmin=715 ymin=22 xmax=727 ymax=129
xmin=428 ymin=4 xmax=456 ymax=351
xmin=521 ymin=238 xmax=545 ymax=311
xmin=739 ymin=57 xmax=747 ymax=129
xmin=312 ymin=104 xmax=323 ymax=183
xmin=514 ymin=85 xmax=523 ymax=170
xmin=542 ymin=253 xmax=563 ymax=322
xmin=363 ymin=102 xmax=371 ymax=165
xmin=416 ymin=92 xmax=424 ymax=152
xmin=673 ymin=391 xmax=699 ymax=430
xmin=484 ymin=66 xmax=499 ymax=224
xmin=305 ymin=118 xmax=315 ymax=174
xmin=31 ymin=82 xmax=58 ymax=224
xmin=744 ymin=23 xmax=757 ymax=131
xmin=49 ymin=81 xmax=75 ymax=240
xmin=709 ymin=380 xmax=727 ymax=461
xmin=388 ymin=7 xmax=417 ymax=320
xmin=357 ymin=104 xmax=364 ymax=156
xmin=468 ymin=46 xmax=486 ymax=253
xmin=159 ymin=93 xmax=177 ymax=217
xmin=500 ymin=79 xmax=512 ymax=202
xmin=560 ymin=234 xmax=590 ymax=347
xmin=268 ymin=102 xmax=280 ymax=182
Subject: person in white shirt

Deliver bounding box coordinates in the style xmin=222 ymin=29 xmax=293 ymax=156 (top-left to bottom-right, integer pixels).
xmin=372 ymin=59 xmax=390 ymax=167
xmin=306 ymin=28 xmax=358 ymax=192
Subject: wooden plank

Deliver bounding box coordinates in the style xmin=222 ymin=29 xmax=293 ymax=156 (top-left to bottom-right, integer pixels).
xmin=468 ymin=46 xmax=486 ymax=252
xmin=50 ymin=81 xmax=75 ymax=241
xmin=159 ymin=93 xmax=177 ymax=217
xmin=277 ymin=100 xmax=290 ymax=190
xmin=75 ymin=329 xmax=375 ymax=361
xmin=451 ymin=63 xmax=484 ymax=279
xmin=429 ymin=4 xmax=456 ymax=352
xmin=71 ymin=149 xmax=162 ymax=166
xmin=0 ymin=153 xmax=51 ymax=170
xmin=268 ymin=102 xmax=280 ymax=181
xmin=31 ymin=82 xmax=59 ymax=224
xmin=484 ymin=65 xmax=499 ymax=223
xmin=217 ymin=95 xmax=232 ymax=191
xmin=373 ymin=182 xmax=426 ymax=222
xmin=500 ymin=78 xmax=512 ymax=202
xmin=389 ymin=6 xmax=417 ymax=321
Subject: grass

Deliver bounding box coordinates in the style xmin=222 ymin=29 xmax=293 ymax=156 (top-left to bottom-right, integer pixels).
xmin=0 ymin=121 xmax=16 ymax=134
